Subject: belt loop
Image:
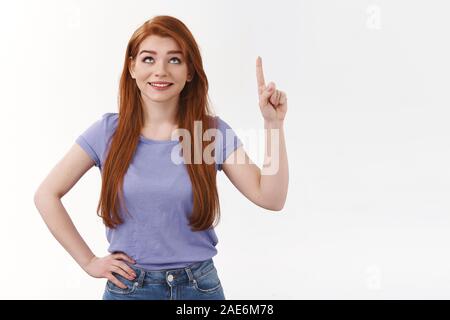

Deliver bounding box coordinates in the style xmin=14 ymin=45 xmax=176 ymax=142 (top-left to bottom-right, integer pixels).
xmin=136 ymin=267 xmax=145 ymax=287
xmin=184 ymin=266 xmax=195 ymax=282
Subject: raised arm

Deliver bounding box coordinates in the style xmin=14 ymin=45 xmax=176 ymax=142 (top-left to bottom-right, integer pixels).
xmin=222 ymin=56 xmax=288 ymax=211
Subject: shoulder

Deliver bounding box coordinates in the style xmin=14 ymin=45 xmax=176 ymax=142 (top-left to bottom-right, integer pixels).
xmin=90 ymin=112 xmax=119 ymax=136
xmin=207 ymin=115 xmax=235 ymax=133
xmin=208 ymin=115 xmax=243 ymax=171
xmin=207 ymin=115 xmax=242 ymax=147
xmin=78 ymin=112 xmax=118 ymax=141
xmin=101 ymin=112 xmax=119 ymax=129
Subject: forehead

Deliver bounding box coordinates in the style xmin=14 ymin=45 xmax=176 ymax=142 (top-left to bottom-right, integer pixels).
xmin=139 ymin=35 xmax=182 ymax=52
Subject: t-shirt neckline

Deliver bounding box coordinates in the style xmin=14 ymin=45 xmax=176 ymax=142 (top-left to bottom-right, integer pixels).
xmin=139 ymin=134 xmax=179 ymax=144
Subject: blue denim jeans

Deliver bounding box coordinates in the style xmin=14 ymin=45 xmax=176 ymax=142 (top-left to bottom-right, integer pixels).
xmin=102 ymin=258 xmax=225 ymax=300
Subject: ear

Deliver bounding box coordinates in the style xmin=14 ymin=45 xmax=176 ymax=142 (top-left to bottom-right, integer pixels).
xmin=129 ymin=56 xmax=136 ymax=79
xmin=187 ymin=70 xmax=194 ymax=82
xmin=187 ymin=63 xmax=195 ymax=82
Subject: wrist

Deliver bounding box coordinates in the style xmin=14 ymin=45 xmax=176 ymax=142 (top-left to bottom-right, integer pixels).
xmin=81 ymin=254 xmax=97 ymax=271
xmin=264 ymin=119 xmax=284 ymax=128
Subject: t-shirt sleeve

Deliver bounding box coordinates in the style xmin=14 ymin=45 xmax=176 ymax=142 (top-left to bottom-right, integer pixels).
xmin=215 ymin=116 xmax=243 ymax=171
xmin=75 ymin=112 xmax=117 ymax=169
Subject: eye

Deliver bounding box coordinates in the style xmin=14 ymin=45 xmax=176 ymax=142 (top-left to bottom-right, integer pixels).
xmin=142 ymin=56 xmax=182 ymax=64
xmin=142 ymin=56 xmax=154 ymax=63
xmin=169 ymin=57 xmax=182 ymax=64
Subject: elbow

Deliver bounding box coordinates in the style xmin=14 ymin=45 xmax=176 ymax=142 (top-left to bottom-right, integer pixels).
xmin=34 ymin=187 xmax=47 ymax=203
xmin=34 ymin=190 xmax=45 ymax=210
xmin=34 ymin=189 xmax=59 ymax=207
xmin=265 ymin=201 xmax=285 ymax=212
xmin=270 ymin=204 xmax=285 ymax=212
xmin=34 ymin=190 xmax=41 ymax=206
xmin=269 ymin=194 xmax=287 ymax=212
xmin=258 ymin=193 xmax=287 ymax=212
xmin=272 ymin=191 xmax=288 ymax=211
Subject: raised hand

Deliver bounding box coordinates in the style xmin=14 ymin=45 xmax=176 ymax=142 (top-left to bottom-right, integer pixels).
xmin=256 ymin=56 xmax=288 ymax=123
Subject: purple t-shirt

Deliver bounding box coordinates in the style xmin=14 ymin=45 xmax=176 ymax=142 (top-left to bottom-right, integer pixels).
xmin=75 ymin=112 xmax=243 ymax=270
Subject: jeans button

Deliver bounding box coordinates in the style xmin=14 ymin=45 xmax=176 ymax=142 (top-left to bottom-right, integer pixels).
xmin=167 ymin=274 xmax=174 ymax=282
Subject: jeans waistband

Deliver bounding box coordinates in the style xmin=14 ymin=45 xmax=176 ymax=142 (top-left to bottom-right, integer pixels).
xmin=125 ymin=258 xmax=215 ymax=286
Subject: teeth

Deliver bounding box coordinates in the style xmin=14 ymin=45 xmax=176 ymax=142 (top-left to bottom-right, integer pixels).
xmin=150 ymin=83 xmax=171 ymax=87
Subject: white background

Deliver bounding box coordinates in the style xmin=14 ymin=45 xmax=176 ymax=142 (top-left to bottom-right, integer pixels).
xmin=2 ymin=0 xmax=450 ymax=299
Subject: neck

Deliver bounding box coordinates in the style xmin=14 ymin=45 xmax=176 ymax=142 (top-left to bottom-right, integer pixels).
xmin=140 ymin=94 xmax=179 ymax=127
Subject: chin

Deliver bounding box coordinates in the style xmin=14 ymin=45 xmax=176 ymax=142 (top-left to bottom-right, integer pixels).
xmin=148 ymin=94 xmax=177 ymax=102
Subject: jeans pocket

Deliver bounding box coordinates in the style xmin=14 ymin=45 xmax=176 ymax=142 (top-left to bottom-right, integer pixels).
xmin=106 ymin=273 xmax=137 ymax=295
xmin=192 ymin=266 xmax=223 ymax=293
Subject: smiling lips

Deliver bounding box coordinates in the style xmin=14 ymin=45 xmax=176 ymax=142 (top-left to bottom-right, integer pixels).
xmin=149 ymin=81 xmax=173 ymax=87
xmin=148 ymin=81 xmax=173 ymax=91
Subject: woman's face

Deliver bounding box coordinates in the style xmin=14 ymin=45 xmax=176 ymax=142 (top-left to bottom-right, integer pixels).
xmin=129 ymin=35 xmax=191 ymax=103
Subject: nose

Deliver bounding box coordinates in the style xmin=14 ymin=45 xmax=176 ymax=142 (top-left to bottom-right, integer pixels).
xmin=153 ymin=59 xmax=168 ymax=77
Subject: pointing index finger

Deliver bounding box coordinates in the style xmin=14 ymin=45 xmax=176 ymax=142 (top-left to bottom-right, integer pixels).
xmin=256 ymin=56 xmax=266 ymax=90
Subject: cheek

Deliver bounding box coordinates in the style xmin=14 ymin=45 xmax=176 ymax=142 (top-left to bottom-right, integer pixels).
xmin=134 ymin=65 xmax=188 ymax=83
xmin=173 ymin=66 xmax=189 ymax=79
xmin=135 ymin=68 xmax=150 ymax=79
xmin=135 ymin=76 xmax=151 ymax=90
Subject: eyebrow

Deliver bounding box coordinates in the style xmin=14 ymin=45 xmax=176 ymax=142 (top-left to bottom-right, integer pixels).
xmin=139 ymin=50 xmax=183 ymax=56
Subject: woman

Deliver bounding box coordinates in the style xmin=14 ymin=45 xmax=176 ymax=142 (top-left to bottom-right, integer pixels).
xmin=34 ymin=15 xmax=289 ymax=300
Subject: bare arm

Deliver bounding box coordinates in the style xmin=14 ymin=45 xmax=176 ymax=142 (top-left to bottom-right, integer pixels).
xmin=259 ymin=119 xmax=288 ymax=210
xmin=34 ymin=192 xmax=97 ymax=268
xmin=222 ymin=120 xmax=288 ymax=211
xmin=256 ymin=56 xmax=289 ymax=210
xmin=34 ymin=143 xmax=136 ymax=288
xmin=221 ymin=56 xmax=289 ymax=211
xmin=34 ymin=143 xmax=97 ymax=270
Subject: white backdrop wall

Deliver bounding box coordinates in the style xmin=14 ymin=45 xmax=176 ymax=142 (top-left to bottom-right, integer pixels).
xmin=2 ymin=0 xmax=450 ymax=299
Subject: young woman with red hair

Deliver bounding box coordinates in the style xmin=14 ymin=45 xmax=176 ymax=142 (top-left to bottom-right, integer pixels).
xmin=34 ymin=15 xmax=288 ymax=300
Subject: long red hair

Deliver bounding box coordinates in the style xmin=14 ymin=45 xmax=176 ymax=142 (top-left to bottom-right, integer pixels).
xmin=97 ymin=15 xmax=221 ymax=232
